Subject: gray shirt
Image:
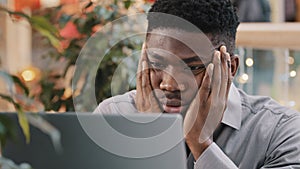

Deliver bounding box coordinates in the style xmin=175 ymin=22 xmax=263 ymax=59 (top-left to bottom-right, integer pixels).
xmin=94 ymin=85 xmax=300 ymax=169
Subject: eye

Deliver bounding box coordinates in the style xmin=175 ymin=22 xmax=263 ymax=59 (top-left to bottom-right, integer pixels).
xmin=189 ymin=65 xmax=204 ymax=71
xmin=184 ymin=65 xmax=206 ymax=74
xmin=148 ymin=61 xmax=167 ymax=70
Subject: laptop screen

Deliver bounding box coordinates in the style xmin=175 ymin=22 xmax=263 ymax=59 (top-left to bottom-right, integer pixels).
xmin=2 ymin=112 xmax=187 ymax=169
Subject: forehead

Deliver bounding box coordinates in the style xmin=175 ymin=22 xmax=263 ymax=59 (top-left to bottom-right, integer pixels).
xmin=146 ymin=28 xmax=215 ymax=62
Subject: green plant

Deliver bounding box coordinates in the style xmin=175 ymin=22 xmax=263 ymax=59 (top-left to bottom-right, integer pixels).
xmin=0 ymin=0 xmax=153 ymax=144
xmin=1 ymin=1 xmax=154 ymax=112
xmin=30 ymin=1 xmax=152 ymax=111
xmin=0 ymin=3 xmax=155 ymax=168
xmin=0 ymin=71 xmax=31 ymax=144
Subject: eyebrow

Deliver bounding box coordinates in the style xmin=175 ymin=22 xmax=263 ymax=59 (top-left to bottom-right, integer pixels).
xmin=182 ymin=56 xmax=202 ymax=63
xmin=147 ymin=52 xmax=166 ymax=61
xmin=148 ymin=51 xmax=207 ymax=64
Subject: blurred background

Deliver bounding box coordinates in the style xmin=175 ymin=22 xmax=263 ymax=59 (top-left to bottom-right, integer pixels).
xmin=0 ymin=0 xmax=300 ymax=113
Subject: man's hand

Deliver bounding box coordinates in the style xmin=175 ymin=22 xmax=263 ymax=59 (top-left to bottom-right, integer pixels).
xmin=135 ymin=44 xmax=162 ymax=113
xmin=183 ymin=46 xmax=232 ymax=159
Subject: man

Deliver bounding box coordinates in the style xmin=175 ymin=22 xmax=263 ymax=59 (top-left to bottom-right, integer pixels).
xmin=95 ymin=0 xmax=300 ymax=168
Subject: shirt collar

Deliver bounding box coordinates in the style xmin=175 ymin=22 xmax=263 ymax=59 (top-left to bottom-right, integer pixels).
xmin=221 ymin=84 xmax=242 ymax=130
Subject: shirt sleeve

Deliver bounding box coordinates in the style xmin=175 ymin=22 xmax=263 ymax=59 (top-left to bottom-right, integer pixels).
xmin=93 ymin=91 xmax=138 ymax=114
xmin=194 ymin=115 xmax=300 ymax=169
xmin=261 ymin=115 xmax=300 ymax=168
xmin=194 ymin=143 xmax=238 ymax=169
xmin=93 ymin=99 xmax=112 ymax=114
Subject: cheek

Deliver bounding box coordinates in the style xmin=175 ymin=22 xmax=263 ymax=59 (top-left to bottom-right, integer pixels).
xmin=194 ymin=73 xmax=206 ymax=89
xmin=183 ymin=74 xmax=204 ymax=101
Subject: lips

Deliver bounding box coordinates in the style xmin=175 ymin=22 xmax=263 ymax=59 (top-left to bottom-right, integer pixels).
xmin=163 ymin=105 xmax=182 ymax=113
xmin=159 ymin=99 xmax=185 ymax=113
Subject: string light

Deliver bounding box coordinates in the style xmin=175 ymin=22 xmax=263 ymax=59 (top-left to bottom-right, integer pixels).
xmin=21 ymin=70 xmax=36 ymax=82
xmin=288 ymin=101 xmax=296 ymax=107
xmin=290 ymin=70 xmax=297 ymax=78
xmin=242 ymin=73 xmax=249 ymax=81
xmin=288 ymin=56 xmax=295 ymax=65
xmin=245 ymin=58 xmax=254 ymax=67
xmin=238 ymin=73 xmax=249 ymax=84
xmin=20 ymin=67 xmax=41 ymax=82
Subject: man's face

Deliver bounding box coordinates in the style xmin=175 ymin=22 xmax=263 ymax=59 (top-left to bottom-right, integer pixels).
xmin=145 ymin=28 xmax=217 ymax=114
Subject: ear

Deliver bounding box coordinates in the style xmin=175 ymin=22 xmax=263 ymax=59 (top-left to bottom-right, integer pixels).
xmin=230 ymin=55 xmax=239 ymax=77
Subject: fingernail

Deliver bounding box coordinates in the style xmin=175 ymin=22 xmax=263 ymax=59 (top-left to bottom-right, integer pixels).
xmin=221 ymin=45 xmax=226 ymax=52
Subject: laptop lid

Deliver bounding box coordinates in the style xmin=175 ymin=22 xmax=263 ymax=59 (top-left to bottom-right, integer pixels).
xmin=2 ymin=112 xmax=187 ymax=169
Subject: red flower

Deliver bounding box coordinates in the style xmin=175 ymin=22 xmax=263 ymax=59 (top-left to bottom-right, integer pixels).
xmin=14 ymin=0 xmax=41 ymax=12
xmin=59 ymin=21 xmax=81 ymax=39
xmin=59 ymin=21 xmax=81 ymax=51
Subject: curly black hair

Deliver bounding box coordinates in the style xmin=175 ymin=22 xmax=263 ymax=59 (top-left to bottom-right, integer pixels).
xmin=147 ymin=0 xmax=240 ymax=54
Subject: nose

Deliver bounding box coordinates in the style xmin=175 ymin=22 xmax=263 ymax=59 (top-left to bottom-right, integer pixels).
xmin=159 ymin=70 xmax=186 ymax=92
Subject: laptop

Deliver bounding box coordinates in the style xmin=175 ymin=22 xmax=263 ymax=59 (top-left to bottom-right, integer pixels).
xmin=2 ymin=112 xmax=187 ymax=169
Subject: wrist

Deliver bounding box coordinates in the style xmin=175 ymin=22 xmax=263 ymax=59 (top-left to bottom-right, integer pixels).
xmin=186 ymin=137 xmax=212 ymax=160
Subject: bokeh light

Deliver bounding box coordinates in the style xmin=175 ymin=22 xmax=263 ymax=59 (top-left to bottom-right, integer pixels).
xmin=245 ymin=58 xmax=254 ymax=67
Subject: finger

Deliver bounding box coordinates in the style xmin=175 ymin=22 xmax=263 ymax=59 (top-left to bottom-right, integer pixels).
xmin=141 ymin=61 xmax=147 ymax=87
xmin=149 ymin=89 xmax=163 ymax=113
xmin=210 ymin=51 xmax=221 ymax=99
xmin=225 ymin=54 xmax=233 ymax=99
xmin=137 ymin=43 xmax=146 ymax=72
xmin=219 ymin=46 xmax=229 ymax=99
xmin=183 ymin=92 xmax=200 ymax=136
xmin=199 ymin=63 xmax=214 ymax=104
xmin=136 ymin=43 xmax=149 ymax=112
xmin=136 ymin=43 xmax=147 ymax=92
xmin=141 ymin=55 xmax=155 ymax=107
xmin=142 ymin=60 xmax=152 ymax=93
xmin=141 ymin=43 xmax=150 ymax=88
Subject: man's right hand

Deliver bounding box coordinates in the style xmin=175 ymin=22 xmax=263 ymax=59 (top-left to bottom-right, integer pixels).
xmin=135 ymin=43 xmax=162 ymax=113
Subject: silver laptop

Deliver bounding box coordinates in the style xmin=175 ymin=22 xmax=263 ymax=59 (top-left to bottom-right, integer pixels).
xmin=2 ymin=112 xmax=187 ymax=169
